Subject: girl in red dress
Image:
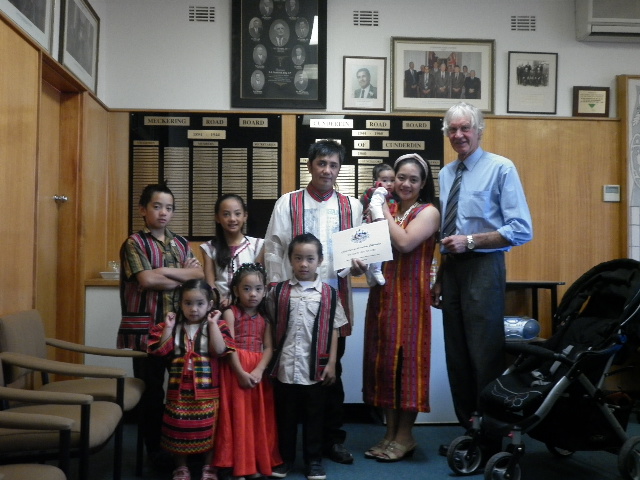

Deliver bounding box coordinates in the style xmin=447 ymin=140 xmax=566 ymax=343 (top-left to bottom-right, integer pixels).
xmin=213 ymin=263 xmax=282 ymax=479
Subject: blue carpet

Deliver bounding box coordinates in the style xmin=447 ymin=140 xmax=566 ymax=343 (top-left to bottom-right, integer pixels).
xmin=85 ymin=417 xmax=640 ymax=480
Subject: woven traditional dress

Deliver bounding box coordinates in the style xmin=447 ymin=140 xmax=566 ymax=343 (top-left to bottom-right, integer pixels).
xmin=363 ymin=204 xmax=436 ymax=412
xmin=148 ymin=320 xmax=233 ymax=455
xmin=213 ymin=305 xmax=282 ymax=476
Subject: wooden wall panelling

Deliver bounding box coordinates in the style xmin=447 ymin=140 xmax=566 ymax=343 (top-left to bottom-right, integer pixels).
xmin=489 ymin=117 xmax=622 ymax=280
xmin=64 ymin=96 xmax=124 ymax=359
xmin=0 ymin=19 xmax=40 ymax=314
xmin=281 ymin=114 xmax=298 ymax=193
xmin=108 ymin=112 xmax=131 ymax=263
xmin=56 ymin=92 xmax=83 ymax=361
xmin=82 ymin=96 xmax=111 ymax=283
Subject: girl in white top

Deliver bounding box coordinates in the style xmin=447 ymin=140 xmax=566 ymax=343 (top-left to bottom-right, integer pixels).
xmin=201 ymin=194 xmax=264 ymax=308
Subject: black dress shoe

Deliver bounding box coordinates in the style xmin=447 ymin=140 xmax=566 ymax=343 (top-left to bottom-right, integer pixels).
xmin=269 ymin=462 xmax=292 ymax=478
xmin=438 ymin=444 xmax=449 ymax=457
xmin=324 ymin=444 xmax=354 ymax=464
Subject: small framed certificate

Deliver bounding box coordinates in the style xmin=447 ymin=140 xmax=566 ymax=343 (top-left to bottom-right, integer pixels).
xmin=572 ymin=86 xmax=610 ymax=117
xmin=332 ymin=221 xmax=393 ymax=271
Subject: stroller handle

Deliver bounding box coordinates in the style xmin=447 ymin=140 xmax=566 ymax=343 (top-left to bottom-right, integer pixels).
xmin=505 ymin=342 xmax=567 ymax=363
xmin=505 ymin=339 xmax=624 ymax=367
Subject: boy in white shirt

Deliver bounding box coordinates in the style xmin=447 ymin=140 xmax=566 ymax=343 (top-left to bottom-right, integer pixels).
xmin=267 ymin=233 xmax=347 ymax=480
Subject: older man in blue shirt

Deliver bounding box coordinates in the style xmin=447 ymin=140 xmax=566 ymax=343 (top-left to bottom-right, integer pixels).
xmin=433 ymin=102 xmax=533 ymax=458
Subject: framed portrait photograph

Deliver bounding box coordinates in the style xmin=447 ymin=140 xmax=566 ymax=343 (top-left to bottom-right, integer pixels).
xmin=0 ymin=0 xmax=55 ymax=52
xmin=572 ymin=86 xmax=610 ymax=117
xmin=342 ymin=56 xmax=386 ymax=111
xmin=231 ymin=0 xmax=327 ymax=109
xmin=507 ymin=51 xmax=558 ymax=115
xmin=59 ymin=0 xmax=99 ymax=92
xmin=391 ymin=37 xmax=494 ymax=113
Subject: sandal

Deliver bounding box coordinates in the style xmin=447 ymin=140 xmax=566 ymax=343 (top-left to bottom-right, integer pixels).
xmin=364 ymin=438 xmax=391 ymax=459
xmin=376 ymin=440 xmax=417 ymax=463
xmin=201 ymin=465 xmax=218 ymax=480
xmin=173 ymin=466 xmax=191 ymax=480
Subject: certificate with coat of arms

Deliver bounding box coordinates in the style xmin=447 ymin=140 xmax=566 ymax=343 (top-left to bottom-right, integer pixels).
xmin=332 ymin=221 xmax=393 ymax=271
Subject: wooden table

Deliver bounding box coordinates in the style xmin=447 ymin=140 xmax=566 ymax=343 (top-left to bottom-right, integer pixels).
xmin=506 ymin=280 xmax=565 ymax=321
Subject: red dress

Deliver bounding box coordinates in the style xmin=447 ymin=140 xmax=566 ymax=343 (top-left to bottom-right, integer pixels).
xmin=363 ymin=204 xmax=435 ymax=412
xmin=213 ymin=306 xmax=282 ymax=476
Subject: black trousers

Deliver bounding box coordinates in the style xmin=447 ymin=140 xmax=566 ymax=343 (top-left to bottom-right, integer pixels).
xmin=274 ymin=380 xmax=328 ymax=465
xmin=322 ymin=335 xmax=346 ymax=450
xmin=442 ymin=251 xmax=506 ymax=430
xmin=133 ymin=354 xmax=170 ymax=454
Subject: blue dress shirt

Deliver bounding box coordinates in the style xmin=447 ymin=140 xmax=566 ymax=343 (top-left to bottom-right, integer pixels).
xmin=439 ymin=147 xmax=533 ymax=253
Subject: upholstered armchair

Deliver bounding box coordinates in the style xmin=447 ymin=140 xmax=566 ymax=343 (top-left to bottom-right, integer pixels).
xmin=0 ymin=309 xmax=141 ymax=480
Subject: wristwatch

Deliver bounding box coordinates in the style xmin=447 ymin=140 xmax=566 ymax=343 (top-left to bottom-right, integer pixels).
xmin=466 ymin=235 xmax=476 ymax=251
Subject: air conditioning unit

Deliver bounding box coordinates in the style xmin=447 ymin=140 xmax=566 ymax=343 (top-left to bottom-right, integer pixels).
xmin=576 ymin=0 xmax=640 ymax=42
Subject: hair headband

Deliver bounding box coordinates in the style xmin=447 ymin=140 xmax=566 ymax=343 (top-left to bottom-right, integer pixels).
xmin=232 ymin=262 xmax=267 ymax=284
xmin=394 ymin=153 xmax=429 ymax=177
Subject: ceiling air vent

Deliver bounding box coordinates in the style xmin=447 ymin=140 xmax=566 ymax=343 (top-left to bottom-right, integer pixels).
xmin=189 ymin=6 xmax=215 ymax=22
xmin=353 ymin=10 xmax=379 ymax=27
xmin=511 ymin=15 xmax=536 ymax=32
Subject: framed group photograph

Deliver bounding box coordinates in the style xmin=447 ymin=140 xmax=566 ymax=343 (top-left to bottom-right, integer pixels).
xmin=507 ymin=51 xmax=558 ymax=114
xmin=59 ymin=0 xmax=99 ymax=92
xmin=0 ymin=0 xmax=55 ymax=52
xmin=342 ymin=56 xmax=386 ymax=111
xmin=391 ymin=37 xmax=495 ymax=113
xmin=231 ymin=0 xmax=327 ymax=109
xmin=572 ymin=86 xmax=610 ymax=117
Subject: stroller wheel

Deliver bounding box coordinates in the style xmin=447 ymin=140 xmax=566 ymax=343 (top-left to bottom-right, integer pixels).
xmin=618 ymin=436 xmax=640 ymax=480
xmin=483 ymin=452 xmax=521 ymax=480
xmin=447 ymin=435 xmax=483 ymax=475
xmin=545 ymin=444 xmax=575 ymax=458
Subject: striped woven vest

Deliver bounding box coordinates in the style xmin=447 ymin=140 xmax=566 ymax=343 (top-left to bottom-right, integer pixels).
xmin=270 ymin=280 xmax=336 ymax=381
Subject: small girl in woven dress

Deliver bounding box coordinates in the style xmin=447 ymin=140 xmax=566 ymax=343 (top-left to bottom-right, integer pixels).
xmin=148 ymin=279 xmax=235 ymax=480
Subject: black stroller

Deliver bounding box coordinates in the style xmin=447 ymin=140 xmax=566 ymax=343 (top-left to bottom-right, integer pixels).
xmin=446 ymin=258 xmax=640 ymax=480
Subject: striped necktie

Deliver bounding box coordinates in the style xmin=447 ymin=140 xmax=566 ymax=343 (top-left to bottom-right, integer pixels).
xmin=441 ymin=162 xmax=465 ymax=239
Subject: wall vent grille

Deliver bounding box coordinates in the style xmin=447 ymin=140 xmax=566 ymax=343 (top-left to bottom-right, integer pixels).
xmin=353 ymin=10 xmax=379 ymax=27
xmin=511 ymin=15 xmax=536 ymax=31
xmin=189 ymin=6 xmax=215 ymax=22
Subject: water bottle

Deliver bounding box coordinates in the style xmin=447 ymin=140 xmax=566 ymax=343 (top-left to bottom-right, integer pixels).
xmin=430 ymin=257 xmax=438 ymax=289
xmin=504 ymin=316 xmax=540 ymax=340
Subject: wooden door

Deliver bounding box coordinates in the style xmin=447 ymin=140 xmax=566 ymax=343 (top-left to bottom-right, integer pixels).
xmin=36 ymin=81 xmax=63 ymax=338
